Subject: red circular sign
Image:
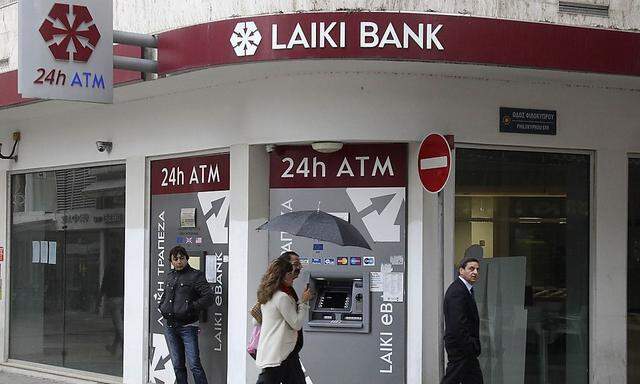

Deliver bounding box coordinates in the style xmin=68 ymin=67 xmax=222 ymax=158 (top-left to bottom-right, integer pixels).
xmin=418 ymin=133 xmax=451 ymax=193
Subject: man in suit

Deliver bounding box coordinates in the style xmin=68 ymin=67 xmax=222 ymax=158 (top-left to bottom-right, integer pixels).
xmin=442 ymin=257 xmax=483 ymax=384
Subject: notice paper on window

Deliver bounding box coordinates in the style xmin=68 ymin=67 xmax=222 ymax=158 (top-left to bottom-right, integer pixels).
xmin=382 ymin=272 xmax=404 ymax=302
xmin=39 ymin=241 xmax=48 ymax=264
xmin=32 ymin=241 xmax=40 ymax=263
xmin=205 ymin=254 xmax=216 ymax=283
xmin=48 ymin=241 xmax=57 ymax=265
xmin=180 ymin=208 xmax=196 ymax=228
xmin=370 ymin=272 xmax=383 ymax=292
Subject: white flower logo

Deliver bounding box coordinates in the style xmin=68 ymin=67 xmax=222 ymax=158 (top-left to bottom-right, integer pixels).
xmin=230 ymin=21 xmax=262 ymax=57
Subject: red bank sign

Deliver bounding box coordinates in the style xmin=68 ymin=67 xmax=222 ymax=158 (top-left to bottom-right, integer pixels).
xmin=230 ymin=18 xmax=443 ymax=57
xmin=270 ymin=144 xmax=407 ymax=188
xmin=151 ymin=154 xmax=230 ymax=195
xmin=160 ymin=13 xmax=451 ymax=73
xmin=159 ymin=12 xmax=640 ymax=77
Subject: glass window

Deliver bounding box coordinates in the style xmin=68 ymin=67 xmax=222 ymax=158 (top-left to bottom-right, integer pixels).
xmin=628 ymin=158 xmax=640 ymax=383
xmin=455 ymin=148 xmax=590 ymax=384
xmin=9 ymin=165 xmax=125 ymax=376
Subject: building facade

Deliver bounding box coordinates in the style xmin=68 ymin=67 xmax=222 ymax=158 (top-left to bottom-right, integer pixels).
xmin=0 ymin=1 xmax=639 ymax=383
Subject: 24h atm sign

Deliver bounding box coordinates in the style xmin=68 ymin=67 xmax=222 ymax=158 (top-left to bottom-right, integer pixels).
xmin=19 ymin=0 xmax=113 ymax=103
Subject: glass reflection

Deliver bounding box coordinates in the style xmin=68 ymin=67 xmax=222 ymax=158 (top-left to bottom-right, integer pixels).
xmin=10 ymin=165 xmax=125 ymax=376
xmin=455 ymin=149 xmax=590 ymax=384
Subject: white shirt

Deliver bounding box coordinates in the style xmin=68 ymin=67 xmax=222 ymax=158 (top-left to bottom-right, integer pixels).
xmin=458 ymin=275 xmax=474 ymax=294
xmin=255 ymin=290 xmax=309 ymax=369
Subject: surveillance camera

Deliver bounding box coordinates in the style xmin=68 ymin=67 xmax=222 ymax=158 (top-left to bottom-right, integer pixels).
xmin=96 ymin=141 xmax=113 ymax=153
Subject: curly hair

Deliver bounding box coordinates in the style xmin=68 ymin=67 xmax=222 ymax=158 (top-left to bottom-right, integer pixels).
xmin=257 ymin=259 xmax=293 ymax=304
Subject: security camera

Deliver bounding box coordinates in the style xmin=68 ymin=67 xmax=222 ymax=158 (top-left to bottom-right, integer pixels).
xmin=96 ymin=141 xmax=113 ymax=153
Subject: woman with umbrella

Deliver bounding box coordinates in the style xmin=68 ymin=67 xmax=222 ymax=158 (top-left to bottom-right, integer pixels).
xmin=255 ymin=258 xmax=313 ymax=384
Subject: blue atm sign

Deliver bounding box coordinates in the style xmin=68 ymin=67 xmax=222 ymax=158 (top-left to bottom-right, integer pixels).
xmin=500 ymin=107 xmax=556 ymax=135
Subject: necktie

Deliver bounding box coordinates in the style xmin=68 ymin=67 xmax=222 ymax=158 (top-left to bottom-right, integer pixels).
xmin=470 ymin=286 xmax=475 ymax=300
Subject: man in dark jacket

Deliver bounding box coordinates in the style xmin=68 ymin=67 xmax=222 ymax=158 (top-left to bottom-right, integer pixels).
xmin=159 ymin=246 xmax=214 ymax=384
xmin=442 ymin=257 xmax=483 ymax=384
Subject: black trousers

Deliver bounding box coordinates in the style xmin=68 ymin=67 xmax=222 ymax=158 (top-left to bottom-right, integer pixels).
xmin=256 ymin=354 xmax=305 ymax=384
xmin=441 ymin=356 xmax=483 ymax=384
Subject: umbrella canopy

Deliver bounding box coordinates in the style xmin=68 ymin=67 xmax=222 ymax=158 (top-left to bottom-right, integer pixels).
xmin=257 ymin=210 xmax=371 ymax=250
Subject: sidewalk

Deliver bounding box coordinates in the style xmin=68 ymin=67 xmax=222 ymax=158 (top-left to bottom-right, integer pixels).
xmin=0 ymin=370 xmax=99 ymax=384
xmin=0 ymin=372 xmax=66 ymax=384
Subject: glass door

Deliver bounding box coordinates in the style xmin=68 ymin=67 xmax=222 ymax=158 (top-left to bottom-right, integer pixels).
xmin=454 ymin=148 xmax=590 ymax=384
xmin=9 ymin=165 xmax=125 ymax=377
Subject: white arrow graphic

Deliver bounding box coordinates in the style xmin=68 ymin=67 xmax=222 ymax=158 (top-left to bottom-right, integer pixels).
xmin=346 ymin=187 xmax=405 ymax=242
xmin=150 ymin=333 xmax=175 ymax=384
xmin=198 ymin=191 xmax=230 ymax=244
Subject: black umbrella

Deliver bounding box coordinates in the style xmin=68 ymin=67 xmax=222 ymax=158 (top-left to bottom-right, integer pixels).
xmin=257 ymin=210 xmax=371 ymax=250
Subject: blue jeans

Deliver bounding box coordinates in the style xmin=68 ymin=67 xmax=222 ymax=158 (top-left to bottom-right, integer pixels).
xmin=164 ymin=325 xmax=208 ymax=384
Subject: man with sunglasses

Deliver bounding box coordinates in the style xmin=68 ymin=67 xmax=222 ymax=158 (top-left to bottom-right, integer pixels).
xmin=159 ymin=246 xmax=214 ymax=384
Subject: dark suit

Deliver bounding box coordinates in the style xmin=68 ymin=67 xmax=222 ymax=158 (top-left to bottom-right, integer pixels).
xmin=442 ymin=277 xmax=483 ymax=384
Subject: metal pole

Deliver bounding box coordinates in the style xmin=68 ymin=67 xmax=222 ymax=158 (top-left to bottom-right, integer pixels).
xmin=113 ymin=56 xmax=158 ymax=73
xmin=143 ymin=46 xmax=158 ymax=80
xmin=113 ymin=30 xmax=158 ymax=48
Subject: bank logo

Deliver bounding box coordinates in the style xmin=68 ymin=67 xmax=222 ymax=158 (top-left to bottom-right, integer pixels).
xmin=230 ymin=21 xmax=262 ymax=57
xmin=350 ymin=257 xmax=362 ymax=266
xmin=324 ymin=258 xmax=335 ymax=265
xmin=363 ymin=256 xmax=375 ymax=266
xmin=337 ymin=257 xmax=349 ymax=266
xmin=312 ymin=258 xmax=322 ymax=265
xmin=39 ymin=3 xmax=101 ymax=62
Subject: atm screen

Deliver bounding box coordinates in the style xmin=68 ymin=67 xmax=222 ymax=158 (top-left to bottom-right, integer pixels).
xmin=319 ymin=291 xmax=350 ymax=310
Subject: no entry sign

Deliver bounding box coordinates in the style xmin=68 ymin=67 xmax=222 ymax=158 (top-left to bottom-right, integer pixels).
xmin=418 ymin=133 xmax=451 ymax=193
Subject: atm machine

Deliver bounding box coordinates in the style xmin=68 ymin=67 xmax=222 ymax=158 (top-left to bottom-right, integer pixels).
xmin=304 ymin=271 xmax=370 ymax=333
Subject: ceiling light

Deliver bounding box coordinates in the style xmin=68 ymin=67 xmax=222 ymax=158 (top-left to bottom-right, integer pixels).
xmin=311 ymin=141 xmax=343 ymax=153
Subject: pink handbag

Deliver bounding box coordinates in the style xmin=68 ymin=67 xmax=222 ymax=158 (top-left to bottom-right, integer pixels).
xmin=247 ymin=324 xmax=261 ymax=359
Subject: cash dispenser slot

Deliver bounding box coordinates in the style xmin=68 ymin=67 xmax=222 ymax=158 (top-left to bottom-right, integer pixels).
xmin=304 ymin=271 xmax=370 ymax=333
